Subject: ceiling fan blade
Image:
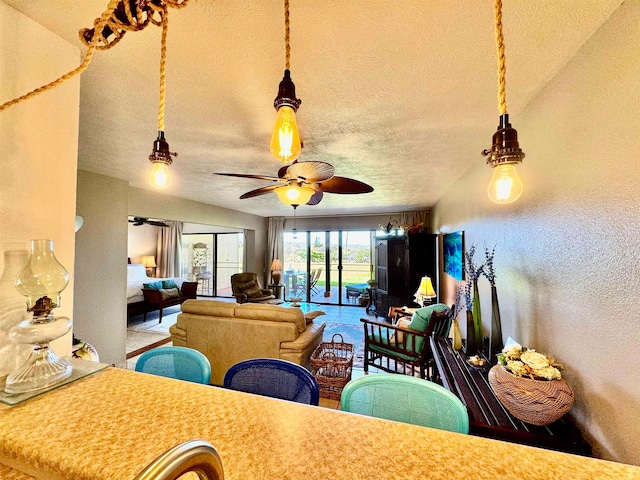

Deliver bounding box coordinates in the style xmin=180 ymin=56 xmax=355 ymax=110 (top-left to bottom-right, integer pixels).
xmin=277 ymin=164 xmax=289 ymax=178
xmin=240 ymin=185 xmax=280 ymax=199
xmin=306 ymin=190 xmax=323 ymax=205
xmin=318 ymin=176 xmax=374 ymax=194
xmin=215 ymin=173 xmax=282 ymax=182
xmin=286 ymin=161 xmax=335 ymax=183
xmin=147 ymin=221 xmax=169 ymax=227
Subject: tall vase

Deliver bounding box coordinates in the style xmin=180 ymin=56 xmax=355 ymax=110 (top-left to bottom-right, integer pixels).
xmin=465 ymin=310 xmax=478 ymax=354
xmin=472 ymin=280 xmax=483 ymax=353
xmin=488 ymin=285 xmax=504 ymax=362
xmin=452 ymin=318 xmax=462 ymax=350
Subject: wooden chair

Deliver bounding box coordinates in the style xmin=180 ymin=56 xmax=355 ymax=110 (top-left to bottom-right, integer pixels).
xmin=360 ymin=304 xmax=451 ymax=380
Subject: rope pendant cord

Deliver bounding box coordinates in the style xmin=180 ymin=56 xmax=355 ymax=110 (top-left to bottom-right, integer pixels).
xmin=284 ymin=0 xmax=290 ymax=70
xmin=494 ymin=0 xmax=507 ymax=115
xmin=0 ymin=0 xmax=122 ymax=113
xmin=158 ymin=6 xmax=169 ymax=131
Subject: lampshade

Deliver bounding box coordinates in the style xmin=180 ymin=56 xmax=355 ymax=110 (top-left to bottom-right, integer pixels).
xmin=274 ymin=184 xmax=315 ymax=206
xmin=141 ymin=255 xmax=157 ymax=268
xmin=271 ymin=259 xmax=283 ymax=271
xmin=414 ymin=276 xmax=436 ymax=307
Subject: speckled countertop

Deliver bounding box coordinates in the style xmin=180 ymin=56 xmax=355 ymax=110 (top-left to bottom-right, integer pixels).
xmin=1 ymin=367 xmax=639 ymax=480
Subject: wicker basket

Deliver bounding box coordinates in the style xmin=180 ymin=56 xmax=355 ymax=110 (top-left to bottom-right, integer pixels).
xmin=311 ymin=334 xmax=355 ymax=400
xmin=488 ymin=365 xmax=574 ymax=426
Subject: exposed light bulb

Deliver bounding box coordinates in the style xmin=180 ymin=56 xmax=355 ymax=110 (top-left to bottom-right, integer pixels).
xmin=149 ymin=162 xmax=172 ymax=189
xmin=487 ymin=163 xmax=523 ymax=204
xmin=270 ymin=105 xmax=301 ymax=162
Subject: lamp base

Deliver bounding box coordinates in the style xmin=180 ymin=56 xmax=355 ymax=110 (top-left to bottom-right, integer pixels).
xmin=4 ymin=345 xmax=72 ymax=394
xmin=4 ymin=314 xmax=72 ymax=394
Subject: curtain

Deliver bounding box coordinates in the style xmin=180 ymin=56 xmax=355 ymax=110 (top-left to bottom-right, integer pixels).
xmin=266 ymin=217 xmax=285 ymax=285
xmin=400 ymin=210 xmax=429 ymax=233
xmin=157 ymin=220 xmax=183 ymax=278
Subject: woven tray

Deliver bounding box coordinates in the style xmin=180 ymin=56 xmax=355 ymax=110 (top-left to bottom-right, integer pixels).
xmin=311 ymin=334 xmax=355 ymax=400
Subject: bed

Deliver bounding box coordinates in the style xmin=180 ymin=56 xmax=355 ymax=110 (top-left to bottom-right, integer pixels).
xmin=127 ymin=263 xmax=186 ymax=318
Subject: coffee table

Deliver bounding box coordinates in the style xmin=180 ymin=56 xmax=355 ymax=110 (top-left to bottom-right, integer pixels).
xmin=281 ymin=302 xmax=325 ymax=321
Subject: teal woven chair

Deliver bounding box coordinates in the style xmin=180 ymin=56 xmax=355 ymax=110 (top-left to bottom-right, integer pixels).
xmin=135 ymin=346 xmax=211 ymax=384
xmin=340 ymin=375 xmax=469 ymax=434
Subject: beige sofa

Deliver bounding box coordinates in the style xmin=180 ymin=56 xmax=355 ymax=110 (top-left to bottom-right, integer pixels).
xmin=170 ymin=300 xmax=326 ymax=385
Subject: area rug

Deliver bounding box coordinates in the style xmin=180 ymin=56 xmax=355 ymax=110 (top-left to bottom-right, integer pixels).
xmin=126 ymin=329 xmax=172 ymax=359
xmin=127 ymin=304 xmax=181 ymax=334
xmin=321 ymin=322 xmax=365 ymax=369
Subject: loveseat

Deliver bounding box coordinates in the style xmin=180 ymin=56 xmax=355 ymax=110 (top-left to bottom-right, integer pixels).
xmin=170 ymin=300 xmax=325 ymax=385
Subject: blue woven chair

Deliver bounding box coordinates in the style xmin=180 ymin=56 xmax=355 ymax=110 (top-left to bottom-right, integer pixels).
xmin=340 ymin=375 xmax=469 ymax=434
xmin=223 ymin=358 xmax=320 ymax=406
xmin=135 ymin=346 xmax=211 ymax=384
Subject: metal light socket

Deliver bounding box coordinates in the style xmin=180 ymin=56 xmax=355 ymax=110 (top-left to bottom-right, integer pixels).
xmin=482 ymin=114 xmax=525 ymax=167
xmin=273 ymin=69 xmax=302 ymax=111
xmin=149 ymin=130 xmax=177 ymax=166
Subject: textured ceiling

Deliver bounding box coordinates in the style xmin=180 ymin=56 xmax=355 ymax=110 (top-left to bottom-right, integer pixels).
xmin=4 ymin=0 xmax=622 ymax=217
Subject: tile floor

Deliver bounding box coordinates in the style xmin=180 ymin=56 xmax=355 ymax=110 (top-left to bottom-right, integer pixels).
xmin=125 ymin=298 xmax=384 ymax=407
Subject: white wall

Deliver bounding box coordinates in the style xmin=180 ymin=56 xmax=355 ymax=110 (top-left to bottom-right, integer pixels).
xmin=0 ymin=2 xmax=79 ymax=365
xmin=75 ymin=171 xmax=128 ymax=366
xmin=127 ymin=223 xmax=160 ymax=264
xmin=128 ymin=186 xmax=268 ymax=275
xmin=431 ymin=1 xmax=640 ymax=465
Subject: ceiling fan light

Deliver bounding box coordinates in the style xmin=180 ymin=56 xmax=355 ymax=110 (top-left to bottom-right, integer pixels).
xmin=274 ymin=184 xmax=314 ymax=206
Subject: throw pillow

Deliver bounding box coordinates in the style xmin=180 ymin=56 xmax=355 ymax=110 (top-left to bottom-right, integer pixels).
xmin=159 ymin=287 xmax=180 ymax=300
xmin=390 ymin=318 xmax=412 ymax=344
xmin=407 ymin=304 xmax=450 ymax=352
xmin=143 ymin=281 xmax=163 ymax=290
xmin=162 ymin=279 xmax=178 ymax=289
xmin=239 ymin=280 xmax=263 ymax=298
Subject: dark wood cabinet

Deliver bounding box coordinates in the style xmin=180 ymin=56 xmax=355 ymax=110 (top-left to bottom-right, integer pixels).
xmin=374 ymin=233 xmax=438 ymax=317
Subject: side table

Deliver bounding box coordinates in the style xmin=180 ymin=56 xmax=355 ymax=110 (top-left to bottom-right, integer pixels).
xmin=269 ymin=283 xmax=284 ymax=300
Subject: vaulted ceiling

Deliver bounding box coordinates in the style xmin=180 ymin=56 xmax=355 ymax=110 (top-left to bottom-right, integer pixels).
xmin=5 ymin=0 xmax=622 ymax=216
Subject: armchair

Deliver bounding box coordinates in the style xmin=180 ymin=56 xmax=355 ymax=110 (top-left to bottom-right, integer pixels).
xmin=231 ymin=273 xmax=276 ymax=304
xmin=361 ymin=303 xmax=451 ymax=380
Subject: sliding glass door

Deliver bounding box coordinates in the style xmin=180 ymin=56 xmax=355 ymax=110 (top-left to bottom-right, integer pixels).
xmin=283 ymin=230 xmax=372 ymax=305
xmin=182 ymin=233 xmax=243 ymax=296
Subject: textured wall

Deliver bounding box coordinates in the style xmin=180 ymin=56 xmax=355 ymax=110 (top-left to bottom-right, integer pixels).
xmin=0 ymin=2 xmax=79 ymax=360
xmin=74 ymin=171 xmax=129 ymax=366
xmin=431 ymin=2 xmax=640 ymax=465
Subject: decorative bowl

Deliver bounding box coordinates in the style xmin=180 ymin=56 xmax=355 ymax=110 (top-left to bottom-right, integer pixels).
xmin=289 ymin=296 xmax=302 ymax=307
xmin=466 ymin=355 xmax=488 ymax=369
xmin=488 ymin=365 xmax=574 ymax=426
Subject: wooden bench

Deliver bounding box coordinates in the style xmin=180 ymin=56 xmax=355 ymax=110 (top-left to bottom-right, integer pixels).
xmin=140 ymin=282 xmax=198 ymax=322
xmin=430 ymin=336 xmax=591 ymax=455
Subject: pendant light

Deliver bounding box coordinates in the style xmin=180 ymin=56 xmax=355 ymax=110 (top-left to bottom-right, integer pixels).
xmin=482 ymin=0 xmax=525 ymax=204
xmin=270 ymin=0 xmax=302 ymax=163
xmin=149 ymin=6 xmax=178 ymax=189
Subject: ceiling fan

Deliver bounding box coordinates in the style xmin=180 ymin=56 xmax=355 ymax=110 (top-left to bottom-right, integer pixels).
xmin=128 ymin=217 xmax=169 ymax=227
xmin=215 ymin=160 xmax=373 ymax=206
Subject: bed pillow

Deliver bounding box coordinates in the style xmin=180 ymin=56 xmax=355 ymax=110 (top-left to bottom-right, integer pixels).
xmin=162 ymin=280 xmax=178 ymax=289
xmin=160 ymin=287 xmax=180 ymax=300
xmin=239 ymin=280 xmax=263 ymax=298
xmin=143 ymin=281 xmax=163 ymax=290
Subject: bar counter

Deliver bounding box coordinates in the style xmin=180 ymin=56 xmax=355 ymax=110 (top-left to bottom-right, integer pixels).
xmin=1 ymin=367 xmax=639 ymax=479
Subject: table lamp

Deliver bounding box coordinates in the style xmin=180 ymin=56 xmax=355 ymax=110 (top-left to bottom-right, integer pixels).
xmin=141 ymin=255 xmax=157 ymax=277
xmin=414 ymin=276 xmax=436 ymax=307
xmin=271 ymin=259 xmax=283 ymax=285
